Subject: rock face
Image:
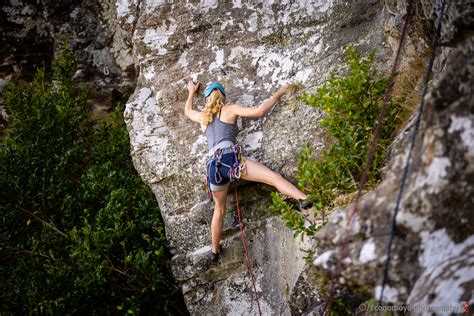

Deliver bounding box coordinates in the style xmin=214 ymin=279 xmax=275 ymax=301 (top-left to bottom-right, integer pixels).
xmin=0 ymin=0 xmax=136 ymax=134
xmin=6 ymin=0 xmax=470 ymax=313
xmin=119 ymin=0 xmax=392 ymax=314
xmin=312 ymin=0 xmax=474 ymax=312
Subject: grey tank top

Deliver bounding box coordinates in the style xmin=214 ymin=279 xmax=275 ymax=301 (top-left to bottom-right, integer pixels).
xmin=204 ymin=113 xmax=239 ymax=150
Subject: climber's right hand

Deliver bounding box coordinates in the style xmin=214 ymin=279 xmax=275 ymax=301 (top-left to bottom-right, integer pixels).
xmin=187 ymin=81 xmax=199 ymax=95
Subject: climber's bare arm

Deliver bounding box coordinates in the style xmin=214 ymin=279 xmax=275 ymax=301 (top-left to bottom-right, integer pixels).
xmin=184 ymin=81 xmax=203 ymax=123
xmin=228 ymin=84 xmax=288 ymax=118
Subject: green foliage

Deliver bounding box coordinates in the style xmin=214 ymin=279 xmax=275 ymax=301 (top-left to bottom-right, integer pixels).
xmin=0 ymin=44 xmax=186 ymax=314
xmin=51 ymin=38 xmax=79 ymax=92
xmin=329 ymin=297 xmax=353 ymax=315
xmin=271 ymin=46 xmax=401 ymax=237
xmin=269 ymin=193 xmax=316 ymax=237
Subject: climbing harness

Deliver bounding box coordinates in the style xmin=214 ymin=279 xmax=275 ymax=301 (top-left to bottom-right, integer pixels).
xmin=205 ymin=143 xmax=246 ymax=200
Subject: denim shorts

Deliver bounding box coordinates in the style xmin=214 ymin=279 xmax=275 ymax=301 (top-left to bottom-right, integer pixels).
xmin=207 ymin=152 xmax=235 ymax=191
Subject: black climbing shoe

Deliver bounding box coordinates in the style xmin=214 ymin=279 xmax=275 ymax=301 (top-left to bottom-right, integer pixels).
xmin=211 ymin=252 xmax=220 ymax=263
xmin=299 ymin=197 xmax=318 ymax=210
xmin=211 ymin=244 xmax=223 ymax=264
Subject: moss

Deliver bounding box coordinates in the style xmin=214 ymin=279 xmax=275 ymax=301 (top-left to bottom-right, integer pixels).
xmin=294 ymin=18 xmax=324 ymax=29
xmin=310 ymin=269 xmax=372 ymax=314
xmin=329 ymin=297 xmax=353 ymax=315
xmin=302 ymin=248 xmax=315 ymax=265
xmin=262 ymin=31 xmax=291 ymax=47
xmin=261 ymin=19 xmax=323 ymax=48
xmin=327 ymin=285 xmax=372 ymax=315
xmin=211 ymin=291 xmax=219 ymax=304
xmin=188 ymin=22 xmax=214 ymax=35
xmin=350 ymin=282 xmax=373 ymax=299
xmin=311 ymin=272 xmax=331 ymax=297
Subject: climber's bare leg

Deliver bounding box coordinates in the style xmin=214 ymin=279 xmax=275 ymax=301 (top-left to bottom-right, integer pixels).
xmin=241 ymin=159 xmax=307 ymax=200
xmin=211 ymin=189 xmax=227 ymax=254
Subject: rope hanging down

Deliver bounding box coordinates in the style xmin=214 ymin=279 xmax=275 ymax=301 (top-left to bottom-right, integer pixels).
xmin=321 ymin=0 xmax=415 ymax=313
xmin=234 ymin=184 xmax=263 ymax=315
xmin=378 ymin=0 xmax=446 ymax=304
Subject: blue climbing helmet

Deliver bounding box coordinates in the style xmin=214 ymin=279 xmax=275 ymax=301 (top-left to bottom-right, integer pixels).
xmin=204 ymin=82 xmax=225 ymax=98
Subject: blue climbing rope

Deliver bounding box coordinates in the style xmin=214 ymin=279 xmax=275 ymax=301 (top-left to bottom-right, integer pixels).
xmin=378 ymin=0 xmax=446 ymax=304
xmin=321 ymin=1 xmax=415 ymax=312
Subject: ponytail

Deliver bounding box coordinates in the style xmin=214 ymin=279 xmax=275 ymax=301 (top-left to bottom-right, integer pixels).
xmin=201 ymin=90 xmax=225 ymax=126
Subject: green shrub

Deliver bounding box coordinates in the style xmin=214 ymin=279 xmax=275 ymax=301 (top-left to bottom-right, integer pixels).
xmin=269 ymin=192 xmax=317 ymax=237
xmin=0 ymin=44 xmax=186 ymax=314
xmin=271 ymin=46 xmax=401 ymax=237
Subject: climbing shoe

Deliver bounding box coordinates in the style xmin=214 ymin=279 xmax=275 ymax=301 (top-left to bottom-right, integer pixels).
xmin=299 ymin=197 xmax=318 ymax=210
xmin=211 ymin=244 xmax=223 ymax=264
xmin=211 ymin=252 xmax=220 ymax=263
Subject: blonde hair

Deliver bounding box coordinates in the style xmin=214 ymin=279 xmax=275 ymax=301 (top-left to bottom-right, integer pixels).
xmin=201 ymin=89 xmax=225 ymax=127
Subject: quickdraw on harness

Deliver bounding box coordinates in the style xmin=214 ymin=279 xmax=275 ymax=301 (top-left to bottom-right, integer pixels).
xmin=205 ymin=144 xmax=246 ymax=200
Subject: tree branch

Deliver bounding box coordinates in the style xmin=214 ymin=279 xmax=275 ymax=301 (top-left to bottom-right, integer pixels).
xmin=20 ymin=207 xmax=69 ymax=239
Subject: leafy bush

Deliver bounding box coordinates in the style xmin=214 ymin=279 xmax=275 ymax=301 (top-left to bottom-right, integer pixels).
xmin=271 ymin=46 xmax=401 ymax=237
xmin=269 ymin=192 xmax=317 ymax=237
xmin=0 ymin=45 xmax=186 ymax=314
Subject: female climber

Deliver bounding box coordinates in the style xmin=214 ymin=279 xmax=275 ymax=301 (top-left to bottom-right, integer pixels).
xmin=184 ymin=81 xmax=315 ymax=262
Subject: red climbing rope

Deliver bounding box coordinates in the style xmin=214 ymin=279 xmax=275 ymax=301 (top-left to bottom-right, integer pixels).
xmin=234 ymin=183 xmax=263 ymax=316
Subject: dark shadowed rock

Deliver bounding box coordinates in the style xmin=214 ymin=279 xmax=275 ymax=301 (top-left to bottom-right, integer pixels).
xmin=0 ymin=0 xmax=136 ymax=129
